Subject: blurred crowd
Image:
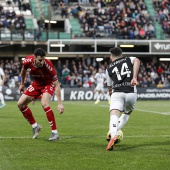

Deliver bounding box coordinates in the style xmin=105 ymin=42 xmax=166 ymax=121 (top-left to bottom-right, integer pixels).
xmin=0 ymin=0 xmax=31 ymax=31
xmin=1 ymin=0 xmax=170 ymax=39
xmin=51 ymin=0 xmax=156 ymax=39
xmin=1 ymin=57 xmax=170 ymax=89
xmin=78 ymin=0 xmax=155 ymax=39
xmin=50 ymin=0 xmax=170 ymax=39
xmin=153 ymin=0 xmax=170 ymax=36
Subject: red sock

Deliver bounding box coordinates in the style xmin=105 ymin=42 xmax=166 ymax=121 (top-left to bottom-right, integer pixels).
xmin=44 ymin=106 xmax=57 ymax=130
xmin=20 ymin=106 xmax=36 ymax=125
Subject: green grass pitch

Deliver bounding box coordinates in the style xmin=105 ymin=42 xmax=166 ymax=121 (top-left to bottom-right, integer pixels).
xmin=0 ymin=101 xmax=170 ymax=170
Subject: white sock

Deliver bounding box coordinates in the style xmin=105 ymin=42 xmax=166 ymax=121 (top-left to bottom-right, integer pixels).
xmin=96 ymin=92 xmax=100 ymax=101
xmin=109 ymin=115 xmax=119 ymax=138
xmin=0 ymin=93 xmax=5 ymax=105
xmin=52 ymin=130 xmax=58 ymax=134
xmin=117 ymin=114 xmax=130 ymax=131
xmin=32 ymin=122 xmax=38 ymax=128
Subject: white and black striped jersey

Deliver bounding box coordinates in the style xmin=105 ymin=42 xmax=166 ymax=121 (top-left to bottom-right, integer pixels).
xmin=106 ymin=57 xmax=137 ymax=93
xmin=0 ymin=67 xmax=5 ymax=83
xmin=94 ymin=72 xmax=106 ymax=86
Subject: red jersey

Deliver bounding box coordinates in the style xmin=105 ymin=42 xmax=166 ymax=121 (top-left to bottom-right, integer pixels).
xmin=22 ymin=55 xmax=58 ymax=85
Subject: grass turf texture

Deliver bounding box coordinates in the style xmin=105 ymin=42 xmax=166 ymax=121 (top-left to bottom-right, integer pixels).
xmin=0 ymin=101 xmax=169 ymax=170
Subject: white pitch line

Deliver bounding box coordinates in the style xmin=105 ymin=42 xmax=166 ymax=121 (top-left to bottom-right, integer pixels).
xmin=99 ymin=104 xmax=170 ymax=115
xmin=69 ymin=103 xmax=170 ymax=116
xmin=0 ymin=135 xmax=169 ymax=139
xmin=135 ymin=109 xmax=170 ymax=115
xmin=0 ymin=137 xmax=31 ymax=139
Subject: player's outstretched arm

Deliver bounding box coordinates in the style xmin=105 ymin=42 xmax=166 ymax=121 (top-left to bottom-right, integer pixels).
xmin=53 ymin=80 xmax=64 ymax=114
xmin=108 ymin=86 xmax=112 ymax=96
xmin=1 ymin=74 xmax=5 ymax=86
xmin=131 ymin=58 xmax=140 ymax=86
xmin=19 ymin=68 xmax=27 ymax=93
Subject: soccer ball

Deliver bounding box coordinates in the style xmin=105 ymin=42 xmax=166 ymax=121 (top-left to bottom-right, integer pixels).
xmin=117 ymin=130 xmax=123 ymax=142
xmin=106 ymin=130 xmax=123 ymax=144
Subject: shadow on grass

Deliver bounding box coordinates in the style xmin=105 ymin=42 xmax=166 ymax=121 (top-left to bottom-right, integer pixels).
xmin=39 ymin=135 xmax=170 ymax=152
xmin=117 ymin=139 xmax=170 ymax=151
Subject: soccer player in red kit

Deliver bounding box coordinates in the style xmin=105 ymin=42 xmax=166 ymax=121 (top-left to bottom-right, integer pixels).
xmin=17 ymin=48 xmax=64 ymax=141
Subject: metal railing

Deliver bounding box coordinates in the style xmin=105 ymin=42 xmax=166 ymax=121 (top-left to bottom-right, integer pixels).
xmin=0 ymin=29 xmax=72 ymax=42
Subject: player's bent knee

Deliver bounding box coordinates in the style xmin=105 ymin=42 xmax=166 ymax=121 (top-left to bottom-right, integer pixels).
xmin=17 ymin=101 xmax=21 ymax=108
xmin=41 ymin=102 xmax=49 ymax=109
xmin=110 ymin=109 xmax=120 ymax=116
xmin=17 ymin=101 xmax=27 ymax=109
xmin=17 ymin=102 xmax=23 ymax=109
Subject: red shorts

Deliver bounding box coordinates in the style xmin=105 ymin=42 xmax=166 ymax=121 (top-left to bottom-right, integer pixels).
xmin=24 ymin=83 xmax=55 ymax=100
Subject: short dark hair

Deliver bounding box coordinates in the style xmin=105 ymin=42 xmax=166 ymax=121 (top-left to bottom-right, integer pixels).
xmin=34 ymin=48 xmax=46 ymax=57
xmin=109 ymin=47 xmax=123 ymax=57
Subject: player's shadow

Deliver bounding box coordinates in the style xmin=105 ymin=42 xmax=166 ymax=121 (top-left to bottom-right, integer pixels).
xmin=38 ymin=135 xmax=170 ymax=152
xmin=116 ymin=139 xmax=170 ymax=151
xmin=64 ymin=136 xmax=170 ymax=151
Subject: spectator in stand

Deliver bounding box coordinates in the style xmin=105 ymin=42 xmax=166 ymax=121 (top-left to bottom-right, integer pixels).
xmin=157 ymin=65 xmax=163 ymax=75
xmin=155 ymin=74 xmax=161 ymax=85
xmin=129 ymin=29 xmax=135 ymax=39
xmin=83 ymin=73 xmax=90 ymax=84
xmin=61 ymin=65 xmax=70 ymax=85
xmin=138 ymin=26 xmax=146 ymax=39
xmin=104 ymin=23 xmax=112 ymax=35
xmin=35 ymin=28 xmax=42 ymax=41
xmin=78 ymin=62 xmax=83 ymax=76
xmin=121 ymin=27 xmax=129 ymax=39
xmin=162 ymin=18 xmax=169 ymax=30
xmin=157 ymin=80 xmax=163 ymax=88
xmin=83 ymin=80 xmax=90 ymax=88
xmin=65 ymin=74 xmax=71 ymax=86
xmin=150 ymin=68 xmax=157 ymax=80
xmin=70 ymin=73 xmax=76 ymax=87
xmin=71 ymin=64 xmax=78 ymax=75
xmin=61 ymin=6 xmax=68 ymax=18
xmin=37 ymin=16 xmax=45 ymax=30
xmin=84 ymin=56 xmax=92 ymax=67
xmin=21 ymin=1 xmax=31 ymax=11
xmin=89 ymin=28 xmax=96 ymax=38
xmin=75 ymin=73 xmax=82 ymax=87
xmin=56 ymin=60 xmax=62 ymax=80
xmin=162 ymin=0 xmax=170 ymax=12
xmin=84 ymin=23 xmax=90 ymax=36
xmin=153 ymin=0 xmax=162 ymax=9
xmin=145 ymin=28 xmax=151 ymax=39
xmin=65 ymin=59 xmax=71 ymax=69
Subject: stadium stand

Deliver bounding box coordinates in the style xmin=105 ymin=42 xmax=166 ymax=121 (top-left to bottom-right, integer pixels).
xmin=0 ymin=0 xmax=169 ymax=40
xmin=152 ymin=0 xmax=170 ymax=39
xmin=60 ymin=0 xmax=158 ymax=39
xmin=1 ymin=56 xmax=170 ymax=89
xmin=145 ymin=0 xmax=165 ymax=39
xmin=0 ymin=0 xmax=38 ymax=40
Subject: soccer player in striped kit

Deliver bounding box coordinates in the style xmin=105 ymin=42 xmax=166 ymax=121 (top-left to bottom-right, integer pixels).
xmin=105 ymin=47 xmax=140 ymax=151
xmin=0 ymin=62 xmax=6 ymax=108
